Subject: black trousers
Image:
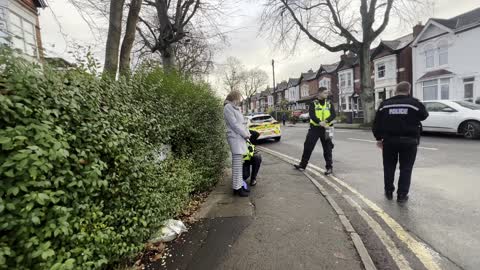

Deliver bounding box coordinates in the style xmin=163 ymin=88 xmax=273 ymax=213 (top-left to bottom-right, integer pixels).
xmin=382 ymin=139 xmax=418 ymax=195
xmin=243 ymin=153 xmax=262 ymax=181
xmin=282 ymin=120 xmax=286 ymax=125
xmin=300 ymin=126 xmax=333 ymax=169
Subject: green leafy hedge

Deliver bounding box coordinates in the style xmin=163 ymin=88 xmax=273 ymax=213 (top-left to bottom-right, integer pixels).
xmin=0 ymin=51 xmax=227 ymax=269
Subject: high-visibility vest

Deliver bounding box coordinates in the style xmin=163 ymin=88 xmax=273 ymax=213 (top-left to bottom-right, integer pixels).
xmin=310 ymin=100 xmax=331 ymax=126
xmin=243 ymin=140 xmax=255 ymax=161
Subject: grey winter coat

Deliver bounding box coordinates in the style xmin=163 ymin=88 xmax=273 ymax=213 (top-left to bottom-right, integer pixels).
xmin=223 ymin=101 xmax=250 ymax=155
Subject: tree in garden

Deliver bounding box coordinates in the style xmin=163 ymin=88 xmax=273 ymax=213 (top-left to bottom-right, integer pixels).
xmin=261 ymin=0 xmax=429 ymax=123
xmin=241 ymin=68 xmax=269 ymax=111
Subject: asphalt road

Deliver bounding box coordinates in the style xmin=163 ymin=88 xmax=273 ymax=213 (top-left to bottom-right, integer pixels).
xmin=261 ymin=124 xmax=480 ymax=270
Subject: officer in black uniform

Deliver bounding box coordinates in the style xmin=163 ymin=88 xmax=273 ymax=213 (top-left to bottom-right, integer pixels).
xmin=294 ymin=87 xmax=336 ymax=175
xmin=373 ymin=81 xmax=429 ymax=203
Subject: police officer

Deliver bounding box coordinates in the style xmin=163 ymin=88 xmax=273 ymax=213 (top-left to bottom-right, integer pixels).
xmin=243 ymin=132 xmax=262 ymax=187
xmin=373 ymin=81 xmax=429 ymax=203
xmin=294 ymin=87 xmax=336 ymax=175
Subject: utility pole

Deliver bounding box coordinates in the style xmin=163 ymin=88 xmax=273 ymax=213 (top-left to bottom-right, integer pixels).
xmin=272 ymin=59 xmax=277 ymax=119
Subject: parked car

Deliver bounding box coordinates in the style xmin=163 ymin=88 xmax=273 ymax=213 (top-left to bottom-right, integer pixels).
xmin=245 ymin=114 xmax=281 ymax=141
xmin=292 ymin=110 xmax=304 ymax=117
xmin=299 ymin=112 xmax=310 ymax=123
xmin=421 ymin=100 xmax=480 ymax=139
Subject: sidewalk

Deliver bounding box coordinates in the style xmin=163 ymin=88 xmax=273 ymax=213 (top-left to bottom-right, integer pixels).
xmin=149 ymin=154 xmax=363 ymax=270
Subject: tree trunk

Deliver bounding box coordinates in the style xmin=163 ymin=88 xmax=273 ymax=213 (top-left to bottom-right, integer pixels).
xmin=119 ymin=0 xmax=143 ymax=77
xmin=359 ymin=44 xmax=375 ymax=124
xmin=104 ymin=0 xmax=126 ymax=77
xmin=161 ymin=45 xmax=176 ymax=72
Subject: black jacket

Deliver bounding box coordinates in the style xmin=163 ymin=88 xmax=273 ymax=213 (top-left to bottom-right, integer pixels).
xmin=373 ymin=95 xmax=429 ymax=141
xmin=309 ymin=99 xmax=336 ymax=127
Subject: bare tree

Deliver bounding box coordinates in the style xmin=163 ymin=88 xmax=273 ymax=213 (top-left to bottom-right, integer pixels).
xmin=137 ymin=0 xmax=231 ymax=71
xmin=261 ymin=0 xmax=429 ymax=123
xmin=174 ymin=35 xmax=215 ymax=79
xmin=119 ymin=0 xmax=143 ymax=76
xmin=241 ymin=68 xmax=269 ymax=111
xmin=104 ymin=0 xmax=126 ymax=76
xmin=222 ymin=57 xmax=245 ymax=93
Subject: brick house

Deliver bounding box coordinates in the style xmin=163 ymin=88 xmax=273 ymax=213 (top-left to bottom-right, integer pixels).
xmin=317 ymin=62 xmax=340 ymax=110
xmin=274 ymin=80 xmax=288 ymax=109
xmin=286 ymin=77 xmax=300 ymax=111
xmin=0 ymin=0 xmax=47 ymax=61
xmin=297 ymin=69 xmax=319 ymax=109
xmin=370 ymin=25 xmax=423 ymax=108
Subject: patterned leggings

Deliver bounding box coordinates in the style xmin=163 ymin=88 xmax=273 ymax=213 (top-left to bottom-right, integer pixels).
xmin=231 ymin=154 xmax=243 ymax=190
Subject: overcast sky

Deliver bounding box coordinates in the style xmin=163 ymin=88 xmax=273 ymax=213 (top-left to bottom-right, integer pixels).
xmin=40 ymin=0 xmax=480 ymax=93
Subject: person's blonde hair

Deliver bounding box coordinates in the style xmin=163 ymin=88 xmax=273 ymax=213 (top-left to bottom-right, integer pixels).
xmin=225 ymin=90 xmax=242 ymax=103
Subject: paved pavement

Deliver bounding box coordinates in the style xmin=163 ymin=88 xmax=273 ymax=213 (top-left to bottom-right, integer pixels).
xmin=262 ymin=125 xmax=480 ymax=270
xmin=150 ymin=155 xmax=364 ymax=270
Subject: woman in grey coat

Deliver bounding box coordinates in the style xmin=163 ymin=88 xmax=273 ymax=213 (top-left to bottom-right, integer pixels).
xmin=223 ymin=90 xmax=250 ymax=197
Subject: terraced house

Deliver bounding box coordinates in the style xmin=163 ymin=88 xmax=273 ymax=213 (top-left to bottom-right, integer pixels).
xmin=0 ymin=0 xmax=47 ymax=61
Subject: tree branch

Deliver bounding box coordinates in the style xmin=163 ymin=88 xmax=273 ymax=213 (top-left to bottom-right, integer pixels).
xmin=325 ymin=0 xmax=360 ymax=45
xmin=279 ymin=0 xmax=351 ymax=52
xmin=372 ymin=0 xmax=394 ymax=39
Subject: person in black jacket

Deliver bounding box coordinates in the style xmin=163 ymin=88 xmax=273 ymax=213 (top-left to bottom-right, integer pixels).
xmin=294 ymin=87 xmax=336 ymax=175
xmin=373 ymin=81 xmax=429 ymax=203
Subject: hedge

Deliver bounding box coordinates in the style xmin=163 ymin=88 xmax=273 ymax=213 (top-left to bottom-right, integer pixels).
xmin=0 ymin=50 xmax=228 ymax=269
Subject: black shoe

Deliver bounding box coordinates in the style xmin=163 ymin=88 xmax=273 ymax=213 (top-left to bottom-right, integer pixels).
xmin=233 ymin=188 xmax=249 ymax=197
xmin=324 ymin=168 xmax=333 ymax=176
xmin=294 ymin=164 xmax=305 ymax=171
xmin=397 ymin=194 xmax=409 ymax=203
xmin=250 ymin=179 xmax=257 ymax=187
xmin=385 ymin=191 xmax=393 ymax=200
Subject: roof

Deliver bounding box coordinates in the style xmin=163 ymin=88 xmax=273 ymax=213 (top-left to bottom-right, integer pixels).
xmin=300 ymin=69 xmax=317 ymax=82
xmin=338 ymin=54 xmax=358 ymax=71
xmin=431 ymin=7 xmax=480 ymax=31
xmin=372 ymin=34 xmax=414 ymax=59
xmin=317 ymin=62 xmax=340 ymax=76
xmin=275 ymin=81 xmax=288 ymax=92
xmin=417 ymin=69 xmax=454 ymax=81
xmin=383 ymin=34 xmax=414 ymax=51
xmin=287 ymin=78 xmax=300 ymax=87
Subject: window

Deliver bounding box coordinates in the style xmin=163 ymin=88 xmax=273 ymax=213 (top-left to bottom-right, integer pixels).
xmin=425 ymin=46 xmax=435 ymax=68
xmin=301 ymin=85 xmax=309 ymax=97
xmin=423 ymin=80 xmax=438 ymax=100
xmin=320 ymin=78 xmax=331 ymax=90
xmin=347 ymin=73 xmax=352 ymax=87
xmin=463 ymin=77 xmax=474 ymax=102
xmin=438 ymin=40 xmax=448 ymax=66
xmin=340 ymin=72 xmax=352 ymax=88
xmin=424 ymin=102 xmax=449 ymax=112
xmin=340 ymin=96 xmax=347 ymax=111
xmin=8 ymin=13 xmax=37 ymax=57
xmin=440 ymin=78 xmax=450 ymax=100
xmin=377 ymin=63 xmax=386 ymax=78
xmin=340 ymin=74 xmax=346 ymax=87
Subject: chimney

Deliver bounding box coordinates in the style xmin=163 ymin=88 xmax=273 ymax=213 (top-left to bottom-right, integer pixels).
xmin=413 ymin=23 xmax=424 ymax=38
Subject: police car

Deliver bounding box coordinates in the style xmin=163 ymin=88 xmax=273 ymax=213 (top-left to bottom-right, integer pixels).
xmin=245 ymin=114 xmax=282 ymax=141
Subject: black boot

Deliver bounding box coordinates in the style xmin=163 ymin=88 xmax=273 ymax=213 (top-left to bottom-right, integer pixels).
xmin=294 ymin=164 xmax=305 ymax=171
xmin=324 ymin=168 xmax=333 ymax=176
xmin=397 ymin=194 xmax=409 ymax=203
xmin=385 ymin=191 xmax=393 ymax=200
xmin=233 ymin=188 xmax=249 ymax=197
xmin=250 ymin=178 xmax=257 ymax=187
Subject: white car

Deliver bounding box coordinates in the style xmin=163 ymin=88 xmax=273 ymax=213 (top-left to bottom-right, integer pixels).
xmin=422 ymin=100 xmax=480 ymax=139
xmin=299 ymin=113 xmax=310 ymax=123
